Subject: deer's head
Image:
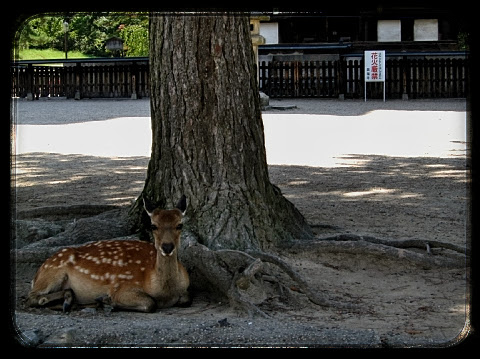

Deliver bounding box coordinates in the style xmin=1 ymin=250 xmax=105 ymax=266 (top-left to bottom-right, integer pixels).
xmin=143 ymin=196 xmax=187 ymax=257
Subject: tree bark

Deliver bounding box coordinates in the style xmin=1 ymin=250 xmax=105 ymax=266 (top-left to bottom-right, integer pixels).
xmin=130 ymin=14 xmax=312 ymax=250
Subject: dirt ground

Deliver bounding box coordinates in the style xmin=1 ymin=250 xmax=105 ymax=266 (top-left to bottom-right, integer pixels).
xmin=11 ymin=98 xmax=471 ymax=348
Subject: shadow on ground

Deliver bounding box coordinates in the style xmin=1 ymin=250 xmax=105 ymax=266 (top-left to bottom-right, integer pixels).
xmin=14 ymin=152 xmax=468 ymax=247
xmin=14 ymin=153 xmax=150 ymax=211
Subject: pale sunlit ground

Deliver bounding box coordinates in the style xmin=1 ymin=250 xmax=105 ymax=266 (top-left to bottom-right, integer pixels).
xmin=14 ymin=99 xmax=467 ymax=168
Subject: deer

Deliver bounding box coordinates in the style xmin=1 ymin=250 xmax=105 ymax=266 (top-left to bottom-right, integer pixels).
xmin=26 ymin=196 xmax=191 ymax=313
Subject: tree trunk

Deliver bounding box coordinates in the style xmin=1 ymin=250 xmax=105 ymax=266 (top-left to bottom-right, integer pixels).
xmin=129 ymin=14 xmax=312 ymax=250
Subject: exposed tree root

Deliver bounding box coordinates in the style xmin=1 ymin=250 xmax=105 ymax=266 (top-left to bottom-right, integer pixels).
xmin=179 ymin=232 xmax=365 ymax=317
xmin=178 ymin=230 xmax=466 ymax=316
xmin=246 ymin=250 xmax=363 ymax=311
xmin=16 ymin=204 xmax=122 ymax=220
xmin=319 ymin=233 xmax=468 ymax=255
xmin=283 ymin=234 xmax=467 ymax=269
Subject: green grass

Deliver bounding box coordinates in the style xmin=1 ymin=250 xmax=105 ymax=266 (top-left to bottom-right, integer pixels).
xmin=17 ymin=48 xmax=93 ymax=60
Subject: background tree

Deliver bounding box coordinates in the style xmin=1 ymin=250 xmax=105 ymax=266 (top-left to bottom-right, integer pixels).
xmin=17 ymin=13 xmax=149 ymax=57
xmin=18 ymin=16 xmax=64 ymax=50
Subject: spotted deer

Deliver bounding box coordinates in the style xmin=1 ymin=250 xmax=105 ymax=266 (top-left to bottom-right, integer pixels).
xmin=26 ymin=196 xmax=191 ymax=313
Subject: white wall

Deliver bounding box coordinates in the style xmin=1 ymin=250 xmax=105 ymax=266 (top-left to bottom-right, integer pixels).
xmin=414 ymin=19 xmax=438 ymax=41
xmin=260 ymin=22 xmax=279 ymax=44
xmin=377 ymin=20 xmax=401 ymax=42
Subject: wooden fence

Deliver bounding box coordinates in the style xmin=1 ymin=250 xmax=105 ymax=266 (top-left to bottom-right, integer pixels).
xmin=11 ymin=58 xmax=149 ymax=100
xmin=11 ymin=55 xmax=468 ymax=100
xmin=259 ymin=56 xmax=469 ymax=99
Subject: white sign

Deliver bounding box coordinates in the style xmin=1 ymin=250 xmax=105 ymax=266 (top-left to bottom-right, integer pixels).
xmin=364 ymin=50 xmax=386 ymax=101
xmin=365 ymin=50 xmax=385 ymax=82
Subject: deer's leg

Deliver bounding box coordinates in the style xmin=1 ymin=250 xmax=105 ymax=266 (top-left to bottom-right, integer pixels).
xmin=30 ymin=290 xmax=65 ymax=307
xmin=26 ymin=288 xmax=74 ymax=311
xmin=176 ymin=290 xmax=192 ymax=307
xmin=62 ymin=288 xmax=75 ymax=313
xmin=27 ymin=268 xmax=69 ymax=308
xmin=110 ymin=288 xmax=157 ymax=313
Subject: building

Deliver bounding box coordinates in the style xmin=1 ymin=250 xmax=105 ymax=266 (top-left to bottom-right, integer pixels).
xmin=257 ymin=4 xmax=469 ymax=62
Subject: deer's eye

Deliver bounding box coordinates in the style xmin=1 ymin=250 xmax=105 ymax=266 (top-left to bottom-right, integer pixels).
xmin=176 ymin=224 xmax=183 ymax=231
xmin=150 ymin=224 xmax=158 ymax=231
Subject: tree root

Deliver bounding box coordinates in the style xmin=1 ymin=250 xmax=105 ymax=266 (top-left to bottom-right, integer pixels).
xmin=180 ymin=232 xmax=365 ymax=317
xmin=245 ymin=250 xmax=363 ymax=311
xmin=284 ymin=234 xmax=468 ymax=269
xmin=318 ymin=233 xmax=469 ymax=255
xmin=179 ymin=230 xmax=467 ymax=317
xmin=16 ymin=204 xmax=122 ymax=220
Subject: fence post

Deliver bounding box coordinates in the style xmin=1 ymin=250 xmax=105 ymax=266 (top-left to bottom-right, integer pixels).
xmin=26 ymin=64 xmax=34 ymax=100
xmin=131 ymin=62 xmax=138 ymax=99
xmin=337 ymin=57 xmax=346 ymax=100
xmin=74 ymin=62 xmax=82 ymax=100
xmin=401 ymin=56 xmax=409 ymax=100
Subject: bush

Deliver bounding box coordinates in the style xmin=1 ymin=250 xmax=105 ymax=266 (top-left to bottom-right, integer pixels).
xmin=120 ymin=24 xmax=149 ymax=57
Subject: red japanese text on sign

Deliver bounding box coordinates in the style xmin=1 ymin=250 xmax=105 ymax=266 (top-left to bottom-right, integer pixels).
xmin=365 ymin=50 xmax=385 ymax=82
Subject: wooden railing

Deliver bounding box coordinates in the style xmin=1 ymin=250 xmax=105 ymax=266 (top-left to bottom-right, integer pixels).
xmin=259 ymin=54 xmax=469 ymax=99
xmin=11 ymin=53 xmax=468 ymax=100
xmin=11 ymin=57 xmax=149 ymax=100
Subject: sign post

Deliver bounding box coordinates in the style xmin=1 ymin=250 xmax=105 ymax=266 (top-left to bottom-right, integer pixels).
xmin=364 ymin=50 xmax=386 ymax=102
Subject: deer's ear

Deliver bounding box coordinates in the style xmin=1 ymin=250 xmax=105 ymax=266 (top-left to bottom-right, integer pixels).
xmin=176 ymin=195 xmax=187 ymax=215
xmin=143 ymin=196 xmax=156 ymax=217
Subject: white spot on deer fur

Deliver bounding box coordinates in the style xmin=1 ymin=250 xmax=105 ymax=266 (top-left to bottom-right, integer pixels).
xmin=58 ymin=253 xmax=63 ymax=257
xmin=135 ymin=260 xmax=142 ymax=264
xmin=68 ymin=254 xmax=76 ymax=264
xmin=118 ymin=274 xmax=134 ymax=280
xmin=74 ymin=266 xmax=90 ymax=275
xmin=62 ymin=248 xmax=68 ymax=252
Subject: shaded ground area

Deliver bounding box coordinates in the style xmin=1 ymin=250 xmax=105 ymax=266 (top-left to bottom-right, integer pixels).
xmin=15 ymin=153 xmax=467 ymax=247
xmin=11 ymin=98 xmax=470 ymax=347
xmin=15 ymin=153 xmax=149 ymax=211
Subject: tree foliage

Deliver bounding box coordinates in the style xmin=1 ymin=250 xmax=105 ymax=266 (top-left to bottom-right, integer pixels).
xmin=17 ymin=12 xmax=149 ymax=57
xmin=118 ymin=23 xmax=149 ymax=57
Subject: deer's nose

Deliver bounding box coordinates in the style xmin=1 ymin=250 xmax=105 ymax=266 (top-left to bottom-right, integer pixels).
xmin=161 ymin=243 xmax=175 ymax=256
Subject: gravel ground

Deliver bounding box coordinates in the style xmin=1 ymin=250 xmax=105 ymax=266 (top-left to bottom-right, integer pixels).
xmin=11 ymin=97 xmax=470 ymax=348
